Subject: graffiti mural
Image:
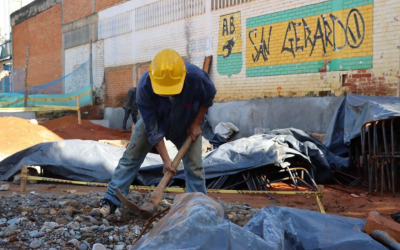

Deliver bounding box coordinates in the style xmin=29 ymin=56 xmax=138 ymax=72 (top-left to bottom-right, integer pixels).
xmin=246 ymin=0 xmax=373 ymax=77
xmin=217 ymin=12 xmax=242 ymax=77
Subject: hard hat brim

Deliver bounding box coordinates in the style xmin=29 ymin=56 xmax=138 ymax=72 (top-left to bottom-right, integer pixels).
xmin=150 ymin=75 xmax=186 ymax=95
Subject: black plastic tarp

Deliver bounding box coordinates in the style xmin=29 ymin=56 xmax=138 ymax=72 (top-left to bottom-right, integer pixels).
xmin=323 ymin=94 xmax=400 ymax=156
xmin=132 ymin=193 xmax=386 ymax=250
xmin=0 ymin=127 xmax=340 ymax=184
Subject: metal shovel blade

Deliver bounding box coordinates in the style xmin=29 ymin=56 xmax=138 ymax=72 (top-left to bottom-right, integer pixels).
xmin=116 ymin=188 xmax=155 ymax=217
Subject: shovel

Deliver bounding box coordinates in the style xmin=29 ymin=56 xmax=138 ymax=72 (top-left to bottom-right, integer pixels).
xmin=116 ymin=136 xmax=192 ymax=217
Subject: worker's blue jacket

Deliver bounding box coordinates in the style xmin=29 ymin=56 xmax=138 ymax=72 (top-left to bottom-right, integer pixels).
xmin=136 ymin=62 xmax=217 ymax=146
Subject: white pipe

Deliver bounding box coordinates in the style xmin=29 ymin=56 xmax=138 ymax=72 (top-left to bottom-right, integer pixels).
xmin=397 ymin=45 xmax=400 ymax=97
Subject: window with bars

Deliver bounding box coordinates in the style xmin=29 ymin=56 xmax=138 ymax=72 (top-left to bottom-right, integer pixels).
xmin=135 ymin=0 xmax=206 ymax=31
xmin=211 ymin=0 xmax=252 ymax=10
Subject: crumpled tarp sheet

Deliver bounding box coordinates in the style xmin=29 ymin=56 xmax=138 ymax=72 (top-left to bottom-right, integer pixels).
xmin=132 ymin=193 xmax=386 ymax=250
xmin=323 ymin=94 xmax=400 ymax=156
xmin=140 ymin=128 xmax=344 ymax=184
xmin=0 ymin=128 xmax=343 ymax=183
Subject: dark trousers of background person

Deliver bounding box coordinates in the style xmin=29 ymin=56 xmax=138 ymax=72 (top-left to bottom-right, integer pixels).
xmin=122 ymin=109 xmax=137 ymax=131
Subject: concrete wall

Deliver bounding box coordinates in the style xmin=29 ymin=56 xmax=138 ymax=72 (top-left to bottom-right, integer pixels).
xmin=208 ymin=96 xmax=343 ymax=138
xmin=93 ymin=0 xmax=400 ymax=106
xmin=103 ymin=97 xmax=342 ymax=134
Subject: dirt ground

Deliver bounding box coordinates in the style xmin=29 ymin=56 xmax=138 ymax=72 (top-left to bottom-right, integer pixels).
xmin=0 ymin=116 xmax=130 ymax=156
xmin=1 ymin=181 xmax=399 ymax=221
xmin=0 ymin=115 xmax=399 ymax=222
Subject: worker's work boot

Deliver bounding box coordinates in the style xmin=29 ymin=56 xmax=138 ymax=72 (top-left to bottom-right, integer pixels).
xmin=90 ymin=198 xmax=117 ymax=217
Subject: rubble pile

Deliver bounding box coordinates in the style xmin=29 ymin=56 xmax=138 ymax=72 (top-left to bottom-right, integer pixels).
xmin=0 ymin=191 xmax=258 ymax=250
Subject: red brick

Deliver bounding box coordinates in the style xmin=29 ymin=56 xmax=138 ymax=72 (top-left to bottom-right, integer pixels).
xmin=352 ymin=74 xmax=362 ymax=78
xmin=64 ymin=0 xmax=92 ymax=23
xmin=95 ymin=0 xmax=128 ymax=12
xmin=364 ymin=212 xmax=400 ymax=242
xmin=104 ymin=65 xmax=133 ymax=107
xmin=13 ymin=4 xmax=62 ymax=88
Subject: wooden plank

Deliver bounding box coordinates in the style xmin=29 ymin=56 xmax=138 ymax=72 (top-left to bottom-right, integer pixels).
xmin=77 ymin=96 xmax=81 ymax=125
xmin=20 ymin=165 xmax=28 ymax=193
xmin=202 ymin=55 xmax=213 ymax=74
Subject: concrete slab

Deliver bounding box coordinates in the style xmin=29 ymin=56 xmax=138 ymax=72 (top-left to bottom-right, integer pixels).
xmin=104 ymin=107 xmax=132 ymax=129
xmin=90 ymin=120 xmax=110 ymax=128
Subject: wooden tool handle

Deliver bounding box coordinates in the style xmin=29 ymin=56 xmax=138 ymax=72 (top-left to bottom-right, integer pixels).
xmin=148 ymin=136 xmax=193 ymax=205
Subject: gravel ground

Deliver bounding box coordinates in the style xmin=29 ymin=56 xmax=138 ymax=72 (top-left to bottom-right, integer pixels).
xmin=0 ymin=190 xmax=258 ymax=250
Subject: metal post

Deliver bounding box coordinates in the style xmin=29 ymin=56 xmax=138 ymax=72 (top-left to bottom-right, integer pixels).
xmin=382 ymin=120 xmax=391 ymax=191
xmin=89 ymin=39 xmax=93 ymax=106
xmin=391 ymin=119 xmax=396 ymax=197
xmin=24 ymin=44 xmax=30 ymax=107
xmin=367 ymin=124 xmax=373 ymax=193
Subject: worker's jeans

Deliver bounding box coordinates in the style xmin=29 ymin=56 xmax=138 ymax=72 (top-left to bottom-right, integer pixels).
xmin=105 ymin=118 xmax=206 ymax=207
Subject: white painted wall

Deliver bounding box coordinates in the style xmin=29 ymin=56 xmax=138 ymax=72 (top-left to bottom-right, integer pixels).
xmin=134 ymin=20 xmax=187 ymax=63
xmin=64 ymin=44 xmax=90 ymax=93
xmin=104 ymin=32 xmax=133 ymax=67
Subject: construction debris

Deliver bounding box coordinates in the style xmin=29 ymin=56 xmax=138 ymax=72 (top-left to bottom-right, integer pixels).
xmin=0 ymin=184 xmax=9 ymax=191
xmin=0 ymin=191 xmax=258 ymax=249
xmin=364 ymin=211 xmax=400 ymax=243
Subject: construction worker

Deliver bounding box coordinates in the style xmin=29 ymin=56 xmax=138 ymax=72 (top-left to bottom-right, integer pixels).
xmin=0 ymin=70 xmax=10 ymax=81
xmin=91 ymin=49 xmax=217 ymax=216
xmin=122 ymin=87 xmax=138 ymax=131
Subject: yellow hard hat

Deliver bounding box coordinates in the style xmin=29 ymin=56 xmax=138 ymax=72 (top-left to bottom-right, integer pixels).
xmin=149 ymin=49 xmax=187 ymax=95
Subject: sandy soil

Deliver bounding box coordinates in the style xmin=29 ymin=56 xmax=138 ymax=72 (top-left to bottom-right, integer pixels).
xmin=0 ymin=116 xmax=130 ymax=156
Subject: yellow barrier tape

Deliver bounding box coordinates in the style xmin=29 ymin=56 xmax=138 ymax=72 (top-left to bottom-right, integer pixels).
xmin=0 ymin=106 xmax=79 ymax=112
xmin=25 ymin=175 xmax=323 ymax=194
xmin=25 ymin=175 xmax=327 ymax=213
xmin=0 ymin=98 xmax=24 ymax=107
xmin=25 ymin=175 xmax=326 ymax=213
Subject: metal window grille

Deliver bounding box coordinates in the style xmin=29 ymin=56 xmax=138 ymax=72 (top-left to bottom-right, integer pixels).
xmin=135 ymin=0 xmax=206 ymax=31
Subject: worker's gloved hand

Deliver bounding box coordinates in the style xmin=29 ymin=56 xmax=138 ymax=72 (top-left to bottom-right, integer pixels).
xmin=163 ymin=158 xmax=176 ymax=175
xmin=187 ymin=123 xmax=202 ymax=142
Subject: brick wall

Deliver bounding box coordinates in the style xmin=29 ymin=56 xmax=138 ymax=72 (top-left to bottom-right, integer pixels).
xmin=104 ymin=65 xmax=133 ymax=107
xmin=64 ymin=0 xmax=92 ymax=24
xmin=95 ymin=0 xmax=127 ymax=12
xmin=135 ymin=63 xmax=150 ymax=84
xmin=12 ymin=4 xmax=62 ymax=87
